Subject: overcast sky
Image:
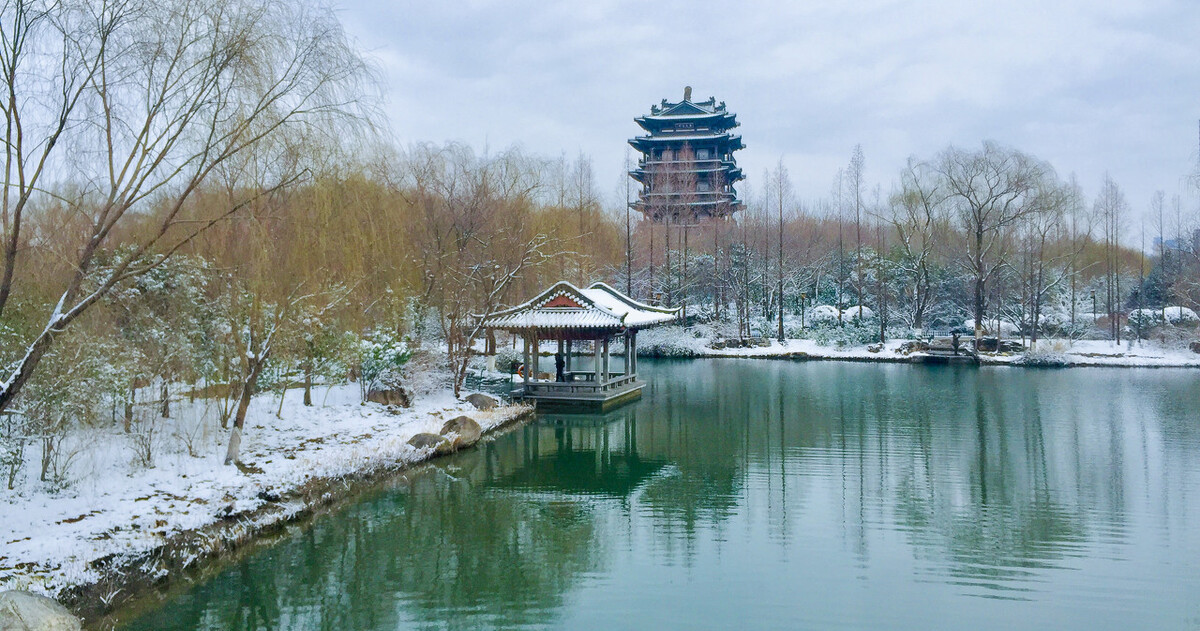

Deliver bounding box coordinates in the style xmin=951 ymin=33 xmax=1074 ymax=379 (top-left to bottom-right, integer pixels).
xmin=338 ymin=0 xmax=1199 ymax=228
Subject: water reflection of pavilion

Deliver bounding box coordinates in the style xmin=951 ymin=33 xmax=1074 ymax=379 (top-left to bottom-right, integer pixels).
xmin=490 ymin=408 xmax=670 ymax=499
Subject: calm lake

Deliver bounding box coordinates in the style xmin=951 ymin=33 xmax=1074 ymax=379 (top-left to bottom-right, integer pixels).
xmin=119 ymin=360 xmax=1200 ymax=630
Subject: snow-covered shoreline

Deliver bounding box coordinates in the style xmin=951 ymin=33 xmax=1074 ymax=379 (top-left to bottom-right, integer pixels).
xmin=689 ymin=338 xmax=1200 ymax=367
xmin=0 ymin=384 xmax=532 ymax=614
xmin=491 ymin=331 xmax=1200 ymax=368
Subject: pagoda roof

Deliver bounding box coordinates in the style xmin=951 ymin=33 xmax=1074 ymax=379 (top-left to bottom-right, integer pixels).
xmin=634 ymin=94 xmax=739 ymax=131
xmin=646 ymin=95 xmax=728 ymax=117
xmin=479 ymin=281 xmax=680 ymax=333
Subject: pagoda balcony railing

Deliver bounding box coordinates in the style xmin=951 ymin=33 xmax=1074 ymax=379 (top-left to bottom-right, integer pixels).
xmin=639 ymin=190 xmax=736 ymax=199
xmin=636 ymin=161 xmax=739 ymax=174
xmin=638 ymin=157 xmax=728 ymax=167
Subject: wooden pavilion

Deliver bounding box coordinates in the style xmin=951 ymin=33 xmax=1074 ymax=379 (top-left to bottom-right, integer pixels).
xmin=480 ymin=281 xmax=680 ymax=410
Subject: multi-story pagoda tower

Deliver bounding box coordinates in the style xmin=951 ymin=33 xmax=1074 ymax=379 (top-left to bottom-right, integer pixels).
xmin=629 ymin=86 xmax=745 ymax=223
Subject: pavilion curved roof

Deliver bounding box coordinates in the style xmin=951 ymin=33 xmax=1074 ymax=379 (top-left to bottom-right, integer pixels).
xmin=479 ymin=281 xmax=680 ymax=333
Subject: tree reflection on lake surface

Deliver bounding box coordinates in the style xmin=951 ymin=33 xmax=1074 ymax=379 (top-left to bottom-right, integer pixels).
xmin=121 ymin=360 xmax=1200 ymax=631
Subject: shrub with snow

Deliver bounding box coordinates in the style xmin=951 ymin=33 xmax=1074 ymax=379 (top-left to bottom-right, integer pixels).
xmin=1014 ymin=348 xmax=1070 ymax=367
xmin=811 ymin=322 xmax=880 ymax=348
xmin=1127 ymin=309 xmax=1161 ymax=332
xmin=1164 ymin=306 xmax=1199 ymax=325
xmin=356 ymin=331 xmax=414 ymax=400
xmin=636 ymin=325 xmax=709 ymax=357
xmin=1127 ymin=306 xmax=1199 ymax=333
xmin=962 ymin=318 xmax=1019 ymax=336
xmin=493 ymin=346 xmax=523 ymax=373
xmin=807 ymin=305 xmax=840 ymax=324
xmin=841 ymin=305 xmax=874 ymax=322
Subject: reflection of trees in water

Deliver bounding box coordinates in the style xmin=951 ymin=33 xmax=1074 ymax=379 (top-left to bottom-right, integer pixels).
xmin=637 ymin=360 xmax=1178 ymax=596
xmin=806 ymin=366 xmax=1145 ymax=594
xmin=124 ymin=441 xmax=607 ymax=631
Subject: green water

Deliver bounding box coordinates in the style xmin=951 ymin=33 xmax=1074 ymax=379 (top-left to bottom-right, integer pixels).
xmin=120 ymin=360 xmax=1200 ymax=630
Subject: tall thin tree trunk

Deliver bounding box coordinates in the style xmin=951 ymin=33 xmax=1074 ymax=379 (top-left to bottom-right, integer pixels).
xmin=160 ymin=378 xmax=170 ymax=418
xmin=303 ymin=365 xmax=313 ymax=406
xmin=225 ymin=357 xmax=266 ymax=466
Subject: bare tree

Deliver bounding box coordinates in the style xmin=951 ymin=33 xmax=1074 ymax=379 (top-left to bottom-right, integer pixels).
xmin=936 ymin=142 xmax=1050 ymax=344
xmin=771 ymin=158 xmax=792 ymax=341
xmin=0 ymin=0 xmax=372 ymax=415
xmin=847 ymin=145 xmax=866 ymax=320
xmin=401 ymin=143 xmax=561 ymax=397
xmin=1016 ymin=177 xmax=1076 ymax=348
xmin=1095 ymin=174 xmax=1127 ymax=344
xmin=885 ymin=158 xmax=946 ymax=331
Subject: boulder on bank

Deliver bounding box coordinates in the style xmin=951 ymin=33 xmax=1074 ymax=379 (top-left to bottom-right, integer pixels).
xmin=464 ymin=393 xmax=498 ymax=411
xmin=897 ymin=340 xmax=930 ymax=355
xmin=0 ymin=591 xmax=81 ymax=631
xmin=407 ymin=432 xmax=452 ymax=455
xmin=440 ymin=416 xmax=482 ymax=450
xmin=366 ymin=384 xmax=412 ymax=407
xmin=1190 ymin=341 xmax=1200 ymax=355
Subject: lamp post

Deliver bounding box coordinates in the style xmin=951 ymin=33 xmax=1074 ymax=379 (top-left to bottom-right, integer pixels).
xmin=1091 ymin=291 xmax=1096 ymax=327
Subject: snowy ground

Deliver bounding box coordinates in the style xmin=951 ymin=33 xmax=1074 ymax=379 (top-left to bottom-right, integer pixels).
xmin=0 ymin=384 xmax=528 ymax=599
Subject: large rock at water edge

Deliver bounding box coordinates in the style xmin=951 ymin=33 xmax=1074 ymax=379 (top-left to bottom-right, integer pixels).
xmin=0 ymin=591 xmax=81 ymax=631
xmin=464 ymin=393 xmax=498 ymax=411
xmin=897 ymin=340 xmax=930 ymax=355
xmin=440 ymin=416 xmax=482 ymax=450
xmin=367 ymin=385 xmax=412 ymax=407
xmin=407 ymin=432 xmax=452 ymax=455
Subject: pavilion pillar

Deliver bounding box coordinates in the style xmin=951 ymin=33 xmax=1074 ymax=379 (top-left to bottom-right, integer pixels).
xmin=628 ymin=333 xmax=638 ymax=379
xmin=522 ymin=332 xmax=531 ymax=389
xmin=593 ymin=337 xmax=603 ymax=384
xmin=532 ymin=333 xmax=540 ymax=379
xmin=629 ymin=330 xmax=637 ymax=376
xmin=557 ymin=338 xmax=565 ymax=381
xmin=565 ymin=339 xmax=572 ymax=371
xmin=602 ymin=337 xmax=610 ymax=383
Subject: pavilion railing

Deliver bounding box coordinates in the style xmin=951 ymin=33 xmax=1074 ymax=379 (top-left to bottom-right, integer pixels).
xmin=518 ymin=372 xmax=638 ymax=397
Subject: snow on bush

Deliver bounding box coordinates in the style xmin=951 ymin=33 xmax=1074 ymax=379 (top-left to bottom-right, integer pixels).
xmin=493 ymin=345 xmax=523 ymax=373
xmin=841 ymin=305 xmax=874 ymax=322
xmin=1127 ymin=309 xmax=1160 ymax=331
xmin=807 ymin=305 xmax=840 ymax=324
xmin=355 ymin=331 xmax=414 ymax=399
xmin=636 ymin=325 xmax=710 ymax=357
xmin=1128 ymin=306 xmax=1199 ymax=330
xmin=1014 ymin=348 xmax=1070 ymax=367
xmin=810 ymin=322 xmax=880 ymax=348
xmin=1164 ymin=306 xmax=1199 ymax=324
xmin=962 ymin=318 xmax=1019 ymax=336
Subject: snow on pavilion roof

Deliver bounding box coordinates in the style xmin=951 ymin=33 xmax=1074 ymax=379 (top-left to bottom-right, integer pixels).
xmin=479 ymin=281 xmax=680 ymax=332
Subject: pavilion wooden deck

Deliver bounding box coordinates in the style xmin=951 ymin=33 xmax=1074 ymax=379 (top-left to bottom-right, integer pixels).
xmin=511 ymin=371 xmax=644 ymax=411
